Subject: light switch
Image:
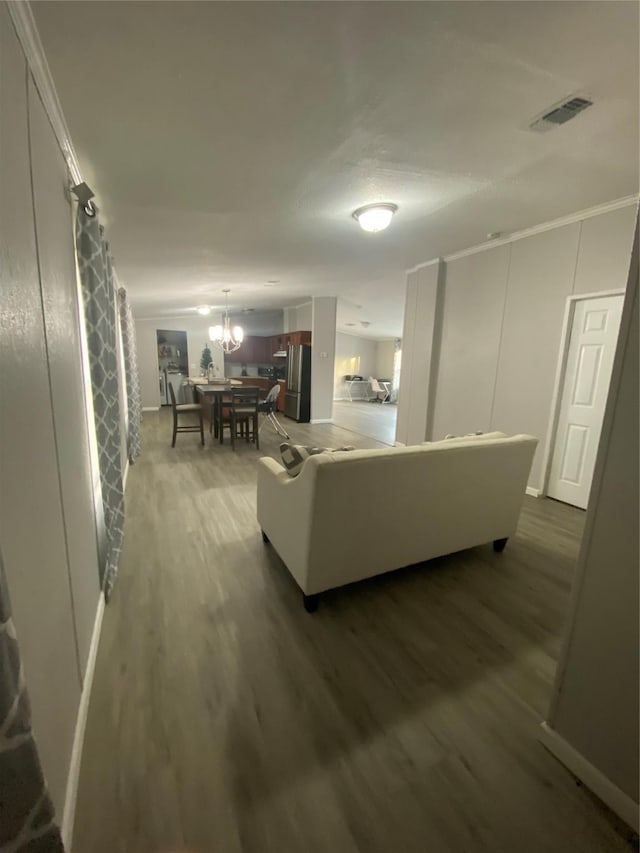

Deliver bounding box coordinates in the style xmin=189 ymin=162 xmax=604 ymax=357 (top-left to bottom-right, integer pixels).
xmin=320 ymin=351 xmax=328 ymax=358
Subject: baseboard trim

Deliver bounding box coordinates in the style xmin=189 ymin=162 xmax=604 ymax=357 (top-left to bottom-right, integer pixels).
xmin=539 ymin=722 xmax=638 ymax=832
xmin=142 ymin=406 xmax=160 ymax=412
xmin=61 ymin=594 xmax=105 ymax=850
xmin=526 ymin=486 xmax=542 ymax=498
xmin=310 ymin=418 xmax=334 ymax=424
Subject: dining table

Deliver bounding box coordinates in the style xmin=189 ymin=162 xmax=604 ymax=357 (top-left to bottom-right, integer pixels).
xmin=187 ymin=378 xmax=251 ymax=439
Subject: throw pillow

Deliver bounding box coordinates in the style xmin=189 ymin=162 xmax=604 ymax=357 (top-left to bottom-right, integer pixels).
xmin=279 ymin=443 xmax=356 ymax=478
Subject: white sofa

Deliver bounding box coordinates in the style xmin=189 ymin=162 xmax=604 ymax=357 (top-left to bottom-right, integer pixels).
xmin=257 ymin=432 xmax=538 ymax=610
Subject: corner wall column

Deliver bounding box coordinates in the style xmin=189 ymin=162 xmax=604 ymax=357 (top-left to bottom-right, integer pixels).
xmin=395 ymin=260 xmax=444 ymax=445
xmin=310 ymin=296 xmax=337 ymax=423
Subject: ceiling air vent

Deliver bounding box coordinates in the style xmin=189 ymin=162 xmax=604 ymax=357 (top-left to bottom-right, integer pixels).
xmin=529 ymin=95 xmax=593 ymax=132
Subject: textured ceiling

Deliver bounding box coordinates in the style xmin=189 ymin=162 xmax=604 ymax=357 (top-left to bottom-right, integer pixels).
xmin=33 ymin=1 xmax=639 ymax=338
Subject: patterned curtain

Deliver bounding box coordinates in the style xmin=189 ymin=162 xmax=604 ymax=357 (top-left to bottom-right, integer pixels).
xmin=0 ymin=552 xmax=64 ymax=852
xmin=75 ymin=207 xmax=124 ymax=600
xmin=117 ymin=288 xmax=142 ymax=464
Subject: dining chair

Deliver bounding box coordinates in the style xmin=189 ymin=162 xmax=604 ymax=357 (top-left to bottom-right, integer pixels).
xmin=219 ymin=386 xmax=260 ymax=450
xmin=169 ymin=382 xmax=204 ymax=447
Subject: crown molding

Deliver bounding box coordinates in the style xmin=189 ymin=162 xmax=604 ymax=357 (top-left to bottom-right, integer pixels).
xmin=7 ymin=0 xmax=83 ymax=186
xmin=443 ymin=195 xmax=639 ymax=264
xmin=405 ymin=258 xmax=442 ymax=275
xmin=404 ymin=196 xmax=639 ymax=275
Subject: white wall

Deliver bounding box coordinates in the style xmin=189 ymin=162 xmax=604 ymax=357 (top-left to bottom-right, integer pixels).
xmin=432 ymin=245 xmax=510 ymax=438
xmin=296 ymin=301 xmax=313 ymax=331
xmin=490 ymin=223 xmax=581 ymax=489
xmin=400 ymin=202 xmax=637 ymax=487
xmin=284 ymin=301 xmax=313 ymax=333
xmin=396 ymin=261 xmax=444 ymax=446
xmin=542 ymin=218 xmax=638 ymax=828
xmin=310 ymin=297 xmax=337 ymax=422
xmin=333 ymin=332 xmax=378 ymax=399
xmin=0 ymin=4 xmax=101 ymax=822
xmin=375 ymin=340 xmax=395 ymax=380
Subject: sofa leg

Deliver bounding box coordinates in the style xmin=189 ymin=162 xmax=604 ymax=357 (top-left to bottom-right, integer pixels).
xmin=493 ymin=537 xmax=508 ymax=553
xmin=261 ymin=529 xmax=269 ymax=544
xmin=303 ymin=593 xmax=319 ymax=613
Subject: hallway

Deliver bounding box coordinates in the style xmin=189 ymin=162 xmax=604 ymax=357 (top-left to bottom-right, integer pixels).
xmin=73 ymin=411 xmax=630 ymax=853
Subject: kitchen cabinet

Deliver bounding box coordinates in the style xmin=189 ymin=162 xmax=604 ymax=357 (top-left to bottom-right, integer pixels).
xmin=270 ymin=334 xmax=285 ymax=355
xmin=290 ymin=330 xmax=311 ymax=346
xmin=270 ymin=330 xmax=312 ymax=354
xmin=223 ymin=331 xmax=311 ymax=365
xmin=252 ymin=336 xmax=270 ymax=363
xmin=224 ymin=336 xmax=263 ymax=364
xmin=223 ymin=345 xmax=243 ymax=365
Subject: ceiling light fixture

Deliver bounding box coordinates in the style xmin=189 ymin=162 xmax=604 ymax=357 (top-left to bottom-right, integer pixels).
xmin=196 ymin=305 xmax=211 ymax=315
xmin=352 ymin=202 xmax=398 ymax=233
xmin=209 ymin=289 xmax=244 ymax=353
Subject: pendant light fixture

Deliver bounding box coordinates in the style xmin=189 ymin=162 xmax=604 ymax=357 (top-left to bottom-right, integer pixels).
xmin=209 ymin=289 xmax=244 ymax=353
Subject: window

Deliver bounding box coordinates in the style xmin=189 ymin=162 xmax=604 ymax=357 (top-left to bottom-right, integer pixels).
xmin=392 ymin=339 xmax=402 ymax=402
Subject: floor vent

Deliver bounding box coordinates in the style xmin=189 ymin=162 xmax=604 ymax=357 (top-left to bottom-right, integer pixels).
xmin=529 ymin=96 xmax=593 ymax=132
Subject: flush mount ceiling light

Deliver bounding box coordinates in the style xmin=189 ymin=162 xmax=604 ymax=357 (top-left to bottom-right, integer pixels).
xmin=196 ymin=305 xmax=211 ymax=315
xmin=209 ymin=289 xmax=244 ymax=353
xmin=352 ymin=203 xmax=398 ymax=233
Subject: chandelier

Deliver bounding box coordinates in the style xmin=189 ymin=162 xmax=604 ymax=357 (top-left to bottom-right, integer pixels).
xmin=209 ymin=290 xmax=244 ymax=353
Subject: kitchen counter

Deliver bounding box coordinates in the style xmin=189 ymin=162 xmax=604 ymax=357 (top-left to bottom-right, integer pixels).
xmin=186 ymin=377 xmax=242 ymax=385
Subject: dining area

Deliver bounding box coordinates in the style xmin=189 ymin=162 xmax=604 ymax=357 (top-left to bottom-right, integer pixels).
xmin=168 ymin=378 xmax=288 ymax=451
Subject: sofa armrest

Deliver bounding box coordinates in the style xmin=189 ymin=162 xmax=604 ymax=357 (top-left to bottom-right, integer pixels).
xmin=257 ymin=456 xmax=291 ymax=486
xmin=256 ymin=457 xmax=315 ymax=592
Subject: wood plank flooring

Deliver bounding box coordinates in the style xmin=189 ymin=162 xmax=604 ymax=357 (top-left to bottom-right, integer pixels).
xmin=332 ymin=400 xmax=397 ymax=445
xmin=73 ymin=410 xmax=633 ymax=852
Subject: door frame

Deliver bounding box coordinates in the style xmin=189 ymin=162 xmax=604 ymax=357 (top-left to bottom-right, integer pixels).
xmin=539 ymin=289 xmax=625 ymax=499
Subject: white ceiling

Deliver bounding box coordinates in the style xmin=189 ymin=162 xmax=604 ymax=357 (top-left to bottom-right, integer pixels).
xmin=33 ymin=1 xmax=638 ymax=339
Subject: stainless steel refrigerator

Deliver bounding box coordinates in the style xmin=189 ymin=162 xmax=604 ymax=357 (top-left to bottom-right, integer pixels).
xmin=284 ymin=344 xmax=311 ymax=422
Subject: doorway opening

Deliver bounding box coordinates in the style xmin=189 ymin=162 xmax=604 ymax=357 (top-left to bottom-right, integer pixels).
xmin=157 ymin=329 xmax=189 ymax=406
xmin=332 ymin=336 xmax=400 ymax=445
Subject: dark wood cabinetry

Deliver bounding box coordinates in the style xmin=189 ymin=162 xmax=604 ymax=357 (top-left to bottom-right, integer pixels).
xmin=290 ymin=330 xmax=311 ymax=346
xmin=224 ymin=331 xmax=311 ymax=365
xmin=224 ymin=336 xmax=259 ymax=364
xmin=253 ymin=336 xmax=271 ymax=363
xmin=269 ymin=330 xmax=312 ymax=353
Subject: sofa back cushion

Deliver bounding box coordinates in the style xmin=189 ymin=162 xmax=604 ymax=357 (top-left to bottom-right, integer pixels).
xmin=298 ymin=434 xmax=537 ymax=592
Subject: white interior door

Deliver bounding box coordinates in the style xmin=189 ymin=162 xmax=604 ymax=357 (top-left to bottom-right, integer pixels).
xmin=548 ymin=294 xmax=623 ymax=508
